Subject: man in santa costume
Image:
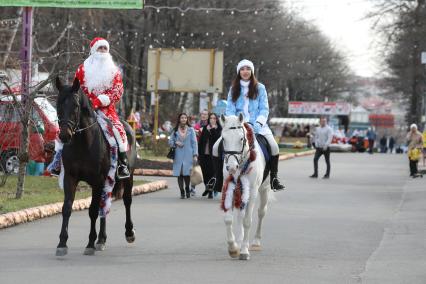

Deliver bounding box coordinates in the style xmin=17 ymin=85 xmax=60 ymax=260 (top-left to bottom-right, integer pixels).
xmin=48 ymin=37 xmax=130 ymax=179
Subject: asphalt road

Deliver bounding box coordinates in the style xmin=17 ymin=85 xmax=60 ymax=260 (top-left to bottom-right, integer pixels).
xmin=0 ymin=153 xmax=425 ymax=284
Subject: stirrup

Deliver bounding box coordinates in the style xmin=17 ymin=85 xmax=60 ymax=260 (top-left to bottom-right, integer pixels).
xmin=206 ymin=177 xmax=216 ymax=191
xmin=117 ymin=165 xmax=130 ymax=179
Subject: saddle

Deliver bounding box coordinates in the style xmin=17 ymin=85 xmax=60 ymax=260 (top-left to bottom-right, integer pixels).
xmin=255 ymin=134 xmax=271 ymax=163
xmin=255 ymin=134 xmax=271 ymax=183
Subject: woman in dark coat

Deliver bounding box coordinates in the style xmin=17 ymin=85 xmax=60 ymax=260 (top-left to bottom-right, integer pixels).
xmin=198 ymin=113 xmax=222 ymax=198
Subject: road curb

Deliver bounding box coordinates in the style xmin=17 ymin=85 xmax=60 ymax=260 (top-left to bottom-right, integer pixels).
xmin=134 ymin=169 xmax=173 ymax=176
xmin=134 ymin=150 xmax=316 ymax=177
xmin=0 ymin=180 xmax=168 ymax=230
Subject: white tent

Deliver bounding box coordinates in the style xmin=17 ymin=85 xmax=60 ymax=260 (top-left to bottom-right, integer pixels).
xmin=350 ymin=106 xmax=369 ymax=123
xmin=269 ymin=117 xmax=320 ymax=126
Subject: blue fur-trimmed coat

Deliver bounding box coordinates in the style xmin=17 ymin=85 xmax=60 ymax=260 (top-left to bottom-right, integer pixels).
xmin=225 ymin=82 xmax=272 ymax=135
xmin=168 ymin=127 xmax=198 ymax=176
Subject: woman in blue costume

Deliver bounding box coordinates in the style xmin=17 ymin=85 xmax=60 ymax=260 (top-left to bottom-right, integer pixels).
xmin=212 ymin=59 xmax=285 ymax=191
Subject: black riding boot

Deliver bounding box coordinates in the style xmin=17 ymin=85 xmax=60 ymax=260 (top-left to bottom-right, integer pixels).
xmin=117 ymin=152 xmax=131 ymax=179
xmin=270 ymin=155 xmax=285 ymax=191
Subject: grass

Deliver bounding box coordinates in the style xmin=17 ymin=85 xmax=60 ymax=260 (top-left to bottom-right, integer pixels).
xmin=138 ymin=148 xmax=170 ymax=161
xmin=0 ymin=175 xmax=147 ymax=214
xmin=279 ymin=148 xmax=312 ymax=154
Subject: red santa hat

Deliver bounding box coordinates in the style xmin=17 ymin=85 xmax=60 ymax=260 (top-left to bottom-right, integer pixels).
xmin=90 ymin=37 xmax=110 ymax=55
xmin=236 ymin=59 xmax=254 ymax=75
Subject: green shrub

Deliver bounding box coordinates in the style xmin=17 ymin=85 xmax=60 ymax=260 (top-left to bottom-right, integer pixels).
xmin=152 ymin=138 xmax=170 ymax=156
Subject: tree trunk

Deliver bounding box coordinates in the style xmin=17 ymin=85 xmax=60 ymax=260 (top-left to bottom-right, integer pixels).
xmin=15 ymin=99 xmax=31 ymax=199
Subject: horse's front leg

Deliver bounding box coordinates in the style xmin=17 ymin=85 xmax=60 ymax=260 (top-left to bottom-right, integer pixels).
xmin=56 ymin=174 xmax=77 ymax=256
xmin=251 ymin=183 xmax=269 ymax=251
xmin=84 ymin=186 xmax=102 ymax=255
xmin=95 ymin=217 xmax=107 ymax=251
xmin=224 ymin=210 xmax=239 ymax=258
xmin=239 ymin=199 xmax=256 ymax=260
xmin=239 ymin=178 xmax=257 ymax=260
xmin=122 ymin=178 xmax=135 ymax=243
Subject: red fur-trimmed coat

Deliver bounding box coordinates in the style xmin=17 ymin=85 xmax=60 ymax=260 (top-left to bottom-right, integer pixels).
xmin=74 ymin=64 xmax=126 ymax=144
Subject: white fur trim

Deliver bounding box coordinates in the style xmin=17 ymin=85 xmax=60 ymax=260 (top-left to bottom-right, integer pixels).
xmin=54 ymin=139 xmax=64 ymax=151
xmin=97 ymin=94 xmax=111 ymax=106
xmin=256 ymin=115 xmax=267 ymax=126
xmin=91 ymin=39 xmax=110 ymax=55
xmin=112 ymin=126 xmax=128 ymax=152
xmin=58 ymin=162 xmax=64 ymax=190
xmin=237 ymin=59 xmax=254 ymax=74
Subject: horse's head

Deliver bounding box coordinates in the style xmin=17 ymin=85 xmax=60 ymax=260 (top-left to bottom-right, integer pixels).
xmin=220 ymin=113 xmax=248 ymax=175
xmin=55 ymin=77 xmax=80 ymax=144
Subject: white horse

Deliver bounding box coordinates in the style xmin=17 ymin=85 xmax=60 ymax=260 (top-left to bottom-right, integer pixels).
xmin=219 ymin=114 xmax=271 ymax=261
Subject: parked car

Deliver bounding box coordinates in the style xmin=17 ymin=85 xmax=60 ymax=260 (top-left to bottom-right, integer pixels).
xmin=0 ymin=94 xmax=59 ymax=174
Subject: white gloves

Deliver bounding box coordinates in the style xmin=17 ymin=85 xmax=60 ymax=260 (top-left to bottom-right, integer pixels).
xmin=97 ymin=94 xmax=110 ymax=107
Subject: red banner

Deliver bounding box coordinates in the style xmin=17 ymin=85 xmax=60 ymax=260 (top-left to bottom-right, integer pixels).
xmin=369 ymin=114 xmax=394 ymax=128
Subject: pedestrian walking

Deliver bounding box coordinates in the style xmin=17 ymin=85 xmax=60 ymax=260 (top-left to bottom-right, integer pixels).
xmin=189 ymin=109 xmax=209 ymax=196
xmin=389 ymin=136 xmax=395 ymax=154
xmin=379 ymin=135 xmax=387 ymax=153
xmin=169 ymin=113 xmax=198 ymax=198
xmin=193 ymin=109 xmax=209 ymax=140
xmin=366 ymin=127 xmax=376 ymax=154
xmin=406 ymin=124 xmax=423 ymax=178
xmin=310 ymin=117 xmax=333 ymax=179
xmin=198 ymin=113 xmax=222 ymax=198
xmin=212 ymin=59 xmax=285 ymax=191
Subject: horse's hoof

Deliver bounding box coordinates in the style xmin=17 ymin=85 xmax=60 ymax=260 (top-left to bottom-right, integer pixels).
xmin=95 ymin=243 xmax=106 ymax=251
xmin=228 ymin=249 xmax=240 ymax=258
xmin=126 ymin=230 xmax=136 ymax=243
xmin=239 ymin=253 xmax=250 ymax=260
xmin=83 ymin=247 xmax=95 ymax=255
xmin=249 ymin=244 xmax=262 ymax=251
xmin=55 ymin=247 xmax=68 ymax=256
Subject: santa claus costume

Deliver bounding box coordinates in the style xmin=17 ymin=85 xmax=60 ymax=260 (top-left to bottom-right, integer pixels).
xmin=48 ymin=37 xmax=130 ymax=179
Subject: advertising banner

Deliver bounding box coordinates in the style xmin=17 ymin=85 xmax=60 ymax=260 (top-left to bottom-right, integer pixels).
xmin=288 ymin=101 xmax=351 ymax=115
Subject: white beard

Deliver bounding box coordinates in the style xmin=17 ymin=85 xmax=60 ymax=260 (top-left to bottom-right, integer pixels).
xmin=83 ymin=52 xmax=118 ymax=93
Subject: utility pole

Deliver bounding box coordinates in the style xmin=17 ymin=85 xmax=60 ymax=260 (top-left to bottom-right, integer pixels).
xmin=16 ymin=6 xmax=33 ymax=199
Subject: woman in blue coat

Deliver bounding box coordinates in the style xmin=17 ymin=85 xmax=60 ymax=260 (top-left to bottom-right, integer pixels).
xmin=169 ymin=113 xmax=198 ymax=198
xmin=213 ymin=59 xmax=285 ymax=191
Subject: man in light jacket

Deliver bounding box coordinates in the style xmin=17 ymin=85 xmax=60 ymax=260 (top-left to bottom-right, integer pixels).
xmin=310 ymin=117 xmax=333 ymax=179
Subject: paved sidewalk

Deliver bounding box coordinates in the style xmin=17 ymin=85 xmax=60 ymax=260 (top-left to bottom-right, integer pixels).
xmin=361 ymin=177 xmax=426 ymax=283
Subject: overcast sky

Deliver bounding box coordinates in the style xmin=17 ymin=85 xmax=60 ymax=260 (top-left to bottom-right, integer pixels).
xmin=284 ymin=0 xmax=378 ymax=77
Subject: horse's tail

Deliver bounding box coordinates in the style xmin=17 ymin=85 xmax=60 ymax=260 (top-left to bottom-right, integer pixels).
xmin=112 ymin=182 xmax=123 ymax=199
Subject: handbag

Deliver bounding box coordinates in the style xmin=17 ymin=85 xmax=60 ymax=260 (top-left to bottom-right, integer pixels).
xmin=167 ymin=131 xmax=177 ymax=160
xmin=190 ymin=165 xmax=204 ymax=186
xmin=167 ymin=147 xmax=175 ymax=160
xmin=408 ymin=148 xmax=421 ymax=161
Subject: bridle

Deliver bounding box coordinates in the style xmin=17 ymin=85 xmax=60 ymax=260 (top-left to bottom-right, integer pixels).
xmin=58 ymin=93 xmax=97 ymax=136
xmin=223 ymin=125 xmax=248 ymax=167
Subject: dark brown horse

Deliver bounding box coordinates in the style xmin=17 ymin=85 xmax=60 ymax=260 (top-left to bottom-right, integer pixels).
xmin=55 ymin=77 xmax=137 ymax=256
